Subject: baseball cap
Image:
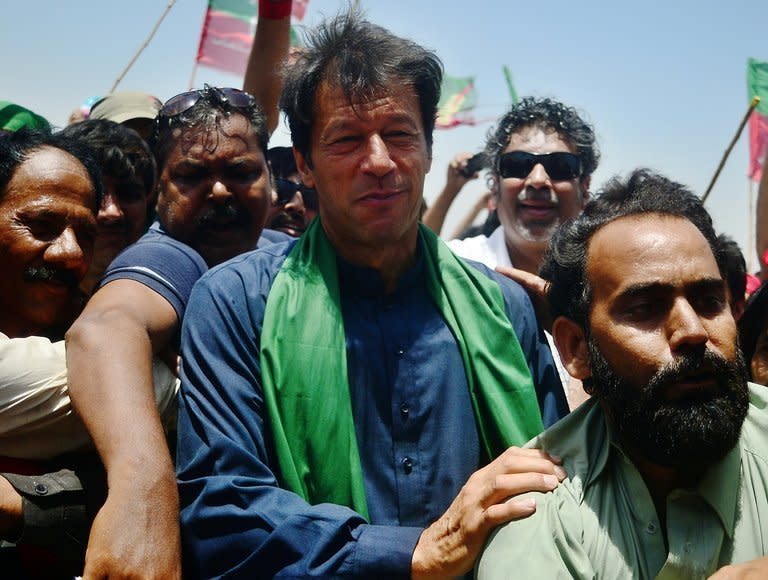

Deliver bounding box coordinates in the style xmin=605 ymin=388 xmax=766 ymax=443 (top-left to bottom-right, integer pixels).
xmin=89 ymin=91 xmax=162 ymax=124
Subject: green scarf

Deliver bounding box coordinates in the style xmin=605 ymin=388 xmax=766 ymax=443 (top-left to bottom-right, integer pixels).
xmin=260 ymin=220 xmax=544 ymax=520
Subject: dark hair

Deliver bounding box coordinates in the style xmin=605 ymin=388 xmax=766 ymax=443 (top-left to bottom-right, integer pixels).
xmin=0 ymin=128 xmax=103 ymax=209
xmin=739 ymin=281 xmax=768 ymax=370
xmin=59 ymin=119 xmax=156 ymax=196
xmin=280 ymin=10 xmax=443 ymax=165
xmin=486 ymin=97 xmax=599 ymax=183
xmin=541 ymin=169 xmax=724 ymax=328
xmin=267 ymin=146 xmax=298 ymax=179
xmin=717 ymin=234 xmax=747 ymax=308
xmin=150 ymin=88 xmax=269 ymax=169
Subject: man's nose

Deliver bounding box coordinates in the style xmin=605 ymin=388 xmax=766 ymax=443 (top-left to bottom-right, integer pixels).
xmin=98 ymin=192 xmax=124 ymax=223
xmin=285 ymin=192 xmax=306 ymax=216
xmin=209 ymin=180 xmax=234 ymax=203
xmin=360 ymin=134 xmax=396 ymax=177
xmin=44 ymin=226 xmax=89 ymax=279
xmin=668 ymin=298 xmax=709 ymax=352
xmin=524 ymin=163 xmax=552 ymax=189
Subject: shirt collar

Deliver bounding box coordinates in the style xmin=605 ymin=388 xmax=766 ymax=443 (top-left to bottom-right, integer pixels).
xmin=336 ymin=241 xmax=424 ymax=298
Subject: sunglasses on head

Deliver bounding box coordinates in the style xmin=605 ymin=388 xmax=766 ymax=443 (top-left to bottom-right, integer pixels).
xmin=498 ymin=151 xmax=582 ymax=181
xmin=274 ymin=178 xmax=319 ymax=212
xmin=158 ymin=84 xmax=255 ymax=121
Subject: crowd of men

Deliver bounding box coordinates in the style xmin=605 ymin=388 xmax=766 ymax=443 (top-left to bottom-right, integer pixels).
xmin=2 ymin=1 xmax=768 ymax=578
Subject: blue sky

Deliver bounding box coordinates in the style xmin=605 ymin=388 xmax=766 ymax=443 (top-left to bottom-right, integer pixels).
xmin=3 ymin=0 xmax=766 ymax=265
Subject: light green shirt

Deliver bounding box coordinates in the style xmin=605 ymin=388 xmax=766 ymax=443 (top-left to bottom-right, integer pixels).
xmin=477 ymin=383 xmax=768 ymax=580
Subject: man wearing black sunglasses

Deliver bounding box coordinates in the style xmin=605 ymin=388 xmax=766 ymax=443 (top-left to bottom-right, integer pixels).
xmin=177 ymin=12 xmax=569 ymax=580
xmin=266 ymin=146 xmax=319 ymax=236
xmin=450 ymin=97 xmax=598 ymax=277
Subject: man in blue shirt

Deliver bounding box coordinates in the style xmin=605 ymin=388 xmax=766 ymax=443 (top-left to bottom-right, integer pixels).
xmin=177 ymin=12 xmax=568 ymax=578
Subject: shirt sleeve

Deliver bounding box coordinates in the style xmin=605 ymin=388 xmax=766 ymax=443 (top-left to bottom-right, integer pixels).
xmin=476 ymin=487 xmax=594 ymax=579
xmin=176 ymin=254 xmax=422 ymax=578
xmin=99 ymin=235 xmax=207 ymax=320
xmin=1 ymin=461 xmax=106 ymax=562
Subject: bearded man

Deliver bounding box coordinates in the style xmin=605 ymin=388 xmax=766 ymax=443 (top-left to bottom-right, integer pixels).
xmin=478 ymin=169 xmax=768 ymax=578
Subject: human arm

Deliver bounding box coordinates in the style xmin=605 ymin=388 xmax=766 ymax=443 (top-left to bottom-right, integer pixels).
xmin=446 ymin=191 xmax=493 ymax=241
xmin=410 ymin=447 xmax=565 ymax=578
xmin=0 ymin=476 xmax=22 ymax=540
xmin=422 ymin=152 xmax=478 ymax=235
xmin=243 ymin=0 xmax=292 ymax=134
xmin=710 ymin=558 xmax=768 ymax=579
xmin=66 ymin=280 xmax=181 ymax=578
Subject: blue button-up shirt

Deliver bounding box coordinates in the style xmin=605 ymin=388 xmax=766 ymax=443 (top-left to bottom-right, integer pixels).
xmin=177 ymin=239 xmax=566 ymax=578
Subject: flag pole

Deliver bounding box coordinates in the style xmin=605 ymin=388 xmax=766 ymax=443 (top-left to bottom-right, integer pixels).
xmin=702 ymin=96 xmax=761 ymax=202
xmin=109 ymin=0 xmax=178 ymax=94
xmin=749 ymin=178 xmax=756 ymax=273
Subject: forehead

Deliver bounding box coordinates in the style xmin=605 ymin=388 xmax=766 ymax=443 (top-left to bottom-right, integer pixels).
xmin=4 ymin=146 xmax=96 ymax=211
xmin=311 ymin=81 xmax=423 ymax=136
xmin=165 ymin=113 xmax=263 ymax=163
xmin=586 ymin=214 xmax=722 ymax=301
xmin=504 ymin=125 xmax=575 ymax=155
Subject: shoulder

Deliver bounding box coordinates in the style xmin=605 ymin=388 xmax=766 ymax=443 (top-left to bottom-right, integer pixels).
xmin=740 ymin=383 xmax=768 ymax=459
xmin=190 ymin=239 xmax=297 ymax=308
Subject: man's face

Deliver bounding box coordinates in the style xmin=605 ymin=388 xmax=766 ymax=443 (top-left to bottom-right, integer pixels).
xmin=266 ymin=172 xmax=314 ymax=237
xmin=156 ymin=113 xmax=270 ymax=267
xmin=91 ymin=173 xmax=151 ymax=271
xmin=0 ymin=147 xmax=97 ymax=337
xmin=295 ymin=82 xmax=431 ymax=255
xmin=496 ymin=126 xmax=588 ymax=254
xmin=584 ymin=214 xmax=748 ymax=467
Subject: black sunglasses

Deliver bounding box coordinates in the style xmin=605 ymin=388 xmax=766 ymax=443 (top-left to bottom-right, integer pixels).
xmin=274 ymin=178 xmax=318 ymax=212
xmin=158 ymin=84 xmax=255 ymax=121
xmin=498 ymin=151 xmax=582 ymax=181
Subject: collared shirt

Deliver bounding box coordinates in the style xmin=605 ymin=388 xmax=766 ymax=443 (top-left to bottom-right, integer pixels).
xmin=177 ymin=239 xmax=566 ymax=578
xmin=477 ymin=382 xmax=768 ymax=580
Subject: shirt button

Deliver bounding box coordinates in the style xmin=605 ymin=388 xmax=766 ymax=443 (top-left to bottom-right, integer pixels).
xmin=400 ymin=403 xmax=410 ymax=418
xmin=401 ymin=456 xmax=413 ymax=474
xmin=34 ymin=483 xmax=48 ymax=495
xmin=646 ymin=522 xmax=657 ymax=534
xmin=396 ymin=347 xmax=405 ymax=357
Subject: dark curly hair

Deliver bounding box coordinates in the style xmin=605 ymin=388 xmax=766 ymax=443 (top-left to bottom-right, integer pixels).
xmin=59 ymin=119 xmax=156 ymax=197
xmin=486 ymin=97 xmax=599 ymax=181
xmin=541 ymin=169 xmax=725 ymax=329
xmin=280 ymin=10 xmax=443 ymax=166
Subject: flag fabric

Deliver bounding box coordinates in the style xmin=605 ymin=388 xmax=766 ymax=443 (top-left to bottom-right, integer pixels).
xmin=502 ymin=65 xmax=519 ymax=105
xmin=292 ymin=0 xmax=309 ymax=21
xmin=436 ymin=75 xmax=477 ymax=129
xmin=196 ymin=0 xmax=304 ymax=77
xmin=748 ymin=58 xmax=768 ymax=182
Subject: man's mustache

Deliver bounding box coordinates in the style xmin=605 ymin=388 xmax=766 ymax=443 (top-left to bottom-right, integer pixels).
xmin=647 ymin=348 xmax=730 ymax=394
xmin=197 ymin=204 xmax=250 ymax=228
xmin=23 ymin=265 xmax=80 ymax=288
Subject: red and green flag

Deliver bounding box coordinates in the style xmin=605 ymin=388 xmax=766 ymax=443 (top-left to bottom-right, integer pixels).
xmin=196 ymin=0 xmax=303 ymax=77
xmin=502 ymin=65 xmax=519 ymax=105
xmin=748 ymin=58 xmax=768 ymax=182
xmin=436 ymin=74 xmax=477 ymax=129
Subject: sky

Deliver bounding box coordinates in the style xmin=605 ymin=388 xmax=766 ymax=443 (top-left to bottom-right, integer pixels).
xmin=3 ymin=0 xmax=766 ymax=267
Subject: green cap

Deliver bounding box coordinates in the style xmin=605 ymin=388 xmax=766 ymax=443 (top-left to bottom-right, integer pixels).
xmin=0 ymin=101 xmax=51 ymax=133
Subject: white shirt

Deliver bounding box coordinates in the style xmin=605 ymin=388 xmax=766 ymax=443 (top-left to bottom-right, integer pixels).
xmin=0 ymin=332 xmax=178 ymax=459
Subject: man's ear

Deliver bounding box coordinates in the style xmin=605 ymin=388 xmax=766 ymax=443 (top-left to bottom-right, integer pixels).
xmin=579 ymin=175 xmax=591 ymax=205
xmin=552 ymin=316 xmax=591 ymax=380
xmin=293 ymin=146 xmax=316 ymax=189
